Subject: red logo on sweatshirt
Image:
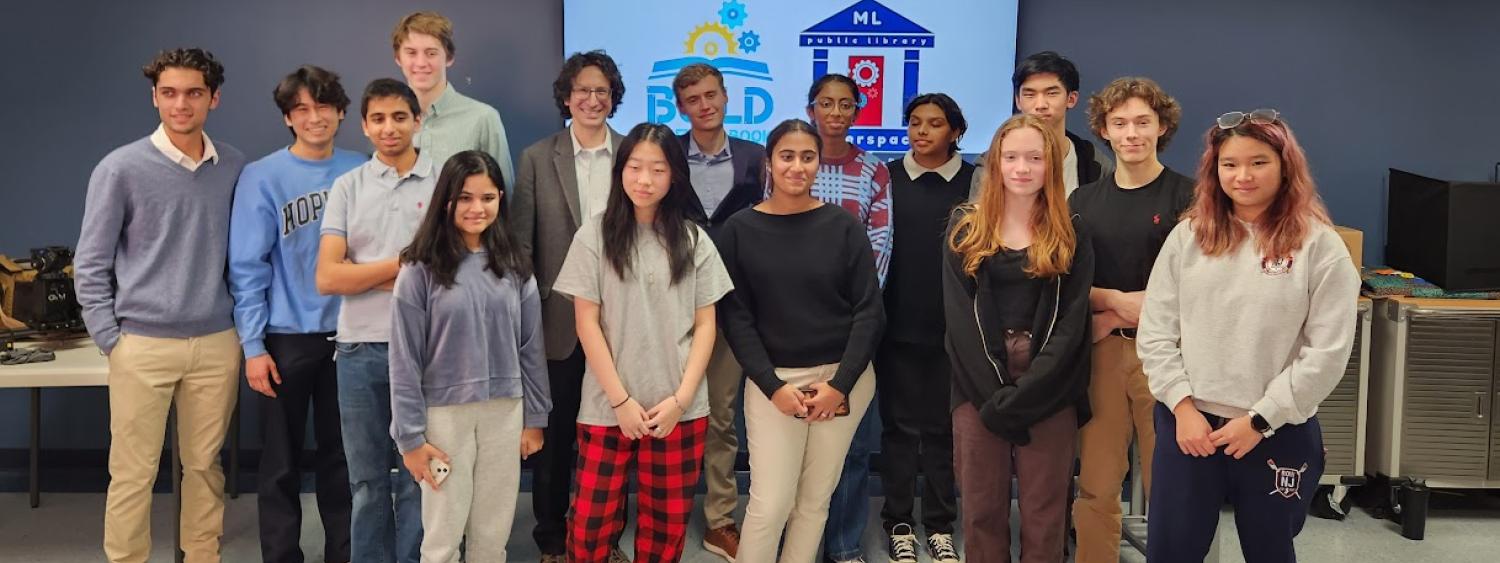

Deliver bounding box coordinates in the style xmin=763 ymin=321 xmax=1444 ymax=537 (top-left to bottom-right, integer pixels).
xmin=1261 ymin=257 xmax=1294 ymax=276
xmin=1152 ymin=214 xmax=1161 ymax=225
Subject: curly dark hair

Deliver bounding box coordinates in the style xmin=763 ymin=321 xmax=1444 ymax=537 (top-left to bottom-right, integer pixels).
xmin=1087 ymin=76 xmax=1182 ymax=151
xmin=552 ymin=50 xmax=625 ymax=120
xmin=142 ymin=48 xmax=225 ymax=94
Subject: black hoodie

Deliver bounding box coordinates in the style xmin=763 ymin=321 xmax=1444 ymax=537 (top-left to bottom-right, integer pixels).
xmin=942 ymin=209 xmax=1094 ymax=445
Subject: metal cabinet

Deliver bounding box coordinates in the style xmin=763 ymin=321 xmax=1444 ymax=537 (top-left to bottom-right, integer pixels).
xmin=1366 ymin=296 xmax=1500 ymax=539
xmin=1320 ymin=298 xmax=1372 ymax=484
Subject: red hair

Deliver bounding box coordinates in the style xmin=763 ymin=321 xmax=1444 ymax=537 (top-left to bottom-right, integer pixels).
xmin=949 ymin=114 xmax=1075 ymax=278
xmin=1186 ymin=119 xmax=1331 ymax=260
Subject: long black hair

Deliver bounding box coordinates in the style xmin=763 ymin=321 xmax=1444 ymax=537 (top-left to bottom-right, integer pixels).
xmin=401 ymin=150 xmax=530 ymax=287
xmin=601 ymin=123 xmax=698 ymax=285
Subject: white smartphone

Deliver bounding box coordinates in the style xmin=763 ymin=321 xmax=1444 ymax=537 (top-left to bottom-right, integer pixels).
xmin=429 ymin=458 xmax=450 ymax=487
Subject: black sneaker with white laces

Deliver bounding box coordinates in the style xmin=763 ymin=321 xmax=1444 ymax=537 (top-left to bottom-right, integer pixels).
xmin=927 ymin=532 xmax=960 ymax=563
xmin=887 ymin=523 xmax=919 ymax=563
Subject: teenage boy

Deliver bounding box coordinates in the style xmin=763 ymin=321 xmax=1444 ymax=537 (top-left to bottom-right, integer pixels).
xmin=1068 ymin=76 xmax=1192 ymax=563
xmin=316 ymin=78 xmax=436 ymax=563
xmin=972 ymin=51 xmax=1111 ymax=199
xmin=671 ymin=62 xmax=767 ymax=561
xmin=76 ymin=48 xmax=247 ymax=563
xmin=508 ymin=50 xmax=625 ymax=563
xmin=392 ymin=11 xmax=514 ymax=182
xmin=229 ymin=65 xmax=365 ymax=563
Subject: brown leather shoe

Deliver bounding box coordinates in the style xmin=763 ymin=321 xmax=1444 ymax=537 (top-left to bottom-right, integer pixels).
xmin=703 ymin=523 xmax=740 ymax=561
xmin=539 ymin=554 xmax=567 ymax=563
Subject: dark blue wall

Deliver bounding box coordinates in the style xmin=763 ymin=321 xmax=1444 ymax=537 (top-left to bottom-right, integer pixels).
xmin=1019 ymin=0 xmax=1500 ymax=263
xmin=0 ymin=0 xmax=564 ymax=451
xmin=2 ymin=0 xmax=1498 ymax=454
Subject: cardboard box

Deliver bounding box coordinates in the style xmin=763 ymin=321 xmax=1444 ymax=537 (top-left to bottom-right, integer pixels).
xmin=0 ymin=255 xmax=33 ymax=317
xmin=1334 ymin=226 xmax=1363 ymax=271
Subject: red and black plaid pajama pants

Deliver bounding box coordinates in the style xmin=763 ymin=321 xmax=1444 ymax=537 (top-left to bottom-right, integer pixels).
xmin=570 ymin=417 xmax=708 ymax=563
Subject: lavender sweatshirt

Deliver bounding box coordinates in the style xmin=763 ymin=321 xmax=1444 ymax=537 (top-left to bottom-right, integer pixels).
xmin=389 ymin=252 xmax=552 ymax=453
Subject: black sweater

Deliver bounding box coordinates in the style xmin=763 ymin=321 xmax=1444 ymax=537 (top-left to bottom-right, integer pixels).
xmin=942 ymin=209 xmax=1094 ymax=445
xmin=883 ymin=159 xmax=975 ymax=346
xmin=716 ymin=204 xmax=885 ymax=398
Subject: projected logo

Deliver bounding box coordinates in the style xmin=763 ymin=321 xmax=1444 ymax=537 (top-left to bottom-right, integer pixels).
xmin=646 ymin=0 xmax=776 ymax=143
xmin=800 ymin=0 xmax=934 ymax=152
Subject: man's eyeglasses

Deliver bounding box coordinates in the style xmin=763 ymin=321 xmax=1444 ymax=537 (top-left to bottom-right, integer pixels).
xmin=1217 ymin=108 xmax=1279 ymax=129
xmin=572 ymin=87 xmax=612 ymax=100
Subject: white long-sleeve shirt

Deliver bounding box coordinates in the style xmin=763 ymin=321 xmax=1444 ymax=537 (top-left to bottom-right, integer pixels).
xmin=1137 ymin=219 xmax=1360 ymax=430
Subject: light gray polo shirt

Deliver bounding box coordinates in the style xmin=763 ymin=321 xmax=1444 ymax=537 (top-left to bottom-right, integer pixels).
xmin=321 ymin=152 xmax=437 ymax=343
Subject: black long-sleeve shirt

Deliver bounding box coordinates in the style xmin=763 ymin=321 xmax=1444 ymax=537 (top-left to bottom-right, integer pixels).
xmin=716 ymin=204 xmax=885 ymax=398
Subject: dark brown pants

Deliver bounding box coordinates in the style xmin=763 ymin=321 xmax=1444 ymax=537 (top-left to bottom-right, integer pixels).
xmin=953 ymin=331 xmax=1077 ymax=563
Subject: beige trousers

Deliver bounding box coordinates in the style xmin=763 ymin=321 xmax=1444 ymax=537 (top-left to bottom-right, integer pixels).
xmin=700 ymin=330 xmax=744 ymax=529
xmin=103 ymin=329 xmax=240 ymax=563
xmin=737 ymin=363 xmax=875 ymax=563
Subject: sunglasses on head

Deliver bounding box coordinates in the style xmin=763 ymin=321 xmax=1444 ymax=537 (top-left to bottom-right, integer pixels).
xmin=1216 ymin=108 xmax=1280 ymax=129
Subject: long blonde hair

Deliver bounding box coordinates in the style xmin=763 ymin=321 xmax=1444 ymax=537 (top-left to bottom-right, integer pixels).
xmin=948 ymin=114 xmax=1076 ymax=278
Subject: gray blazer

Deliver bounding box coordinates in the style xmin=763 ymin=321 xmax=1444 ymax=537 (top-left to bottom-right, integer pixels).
xmin=508 ymin=127 xmax=623 ymax=361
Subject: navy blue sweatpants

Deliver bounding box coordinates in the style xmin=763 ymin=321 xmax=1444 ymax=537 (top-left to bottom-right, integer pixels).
xmin=1146 ymin=403 xmax=1323 ymax=563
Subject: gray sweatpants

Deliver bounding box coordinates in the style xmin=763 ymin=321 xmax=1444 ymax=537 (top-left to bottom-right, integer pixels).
xmin=419 ymin=396 xmax=524 ymax=563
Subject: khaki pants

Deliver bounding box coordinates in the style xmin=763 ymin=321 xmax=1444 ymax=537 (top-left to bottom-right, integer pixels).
xmin=700 ymin=330 xmax=743 ymax=529
xmin=103 ymin=329 xmax=240 ymax=563
xmin=738 ymin=363 xmax=875 ymax=563
xmin=1073 ymin=334 xmax=1156 ymax=563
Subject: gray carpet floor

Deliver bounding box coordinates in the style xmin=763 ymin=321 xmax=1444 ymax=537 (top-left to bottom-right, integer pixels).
xmin=1 ymin=491 xmax=1497 ymax=562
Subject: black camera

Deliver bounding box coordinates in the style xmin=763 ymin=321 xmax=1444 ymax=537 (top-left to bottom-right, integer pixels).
xmin=13 ymin=246 xmax=84 ymax=332
xmin=30 ymin=246 xmax=73 ymax=276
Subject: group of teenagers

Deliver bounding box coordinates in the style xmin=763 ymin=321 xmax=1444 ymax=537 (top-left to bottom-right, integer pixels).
xmin=72 ymin=10 xmax=1362 ymax=563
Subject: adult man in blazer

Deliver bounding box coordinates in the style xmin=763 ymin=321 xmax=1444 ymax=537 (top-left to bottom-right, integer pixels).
xmin=670 ymin=62 xmax=766 ymax=561
xmin=507 ymin=50 xmax=626 ymax=563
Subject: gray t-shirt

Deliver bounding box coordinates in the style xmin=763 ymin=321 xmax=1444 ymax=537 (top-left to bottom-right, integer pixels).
xmin=553 ymin=218 xmax=733 ymax=426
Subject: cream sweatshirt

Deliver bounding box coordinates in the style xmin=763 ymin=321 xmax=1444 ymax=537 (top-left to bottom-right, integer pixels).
xmin=1137 ymin=219 xmax=1360 ymax=430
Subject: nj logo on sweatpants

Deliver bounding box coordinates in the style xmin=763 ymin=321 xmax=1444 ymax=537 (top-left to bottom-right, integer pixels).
xmin=1266 ymin=458 xmax=1308 ymax=499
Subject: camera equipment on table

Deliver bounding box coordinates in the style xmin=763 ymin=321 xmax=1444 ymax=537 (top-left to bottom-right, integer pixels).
xmin=10 ymin=246 xmax=85 ymax=332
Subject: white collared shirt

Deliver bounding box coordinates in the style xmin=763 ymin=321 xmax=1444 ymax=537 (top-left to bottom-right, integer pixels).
xmin=902 ymin=152 xmax=964 ymax=182
xmin=572 ymin=125 xmax=613 ymax=220
xmin=150 ymin=124 xmax=219 ymax=172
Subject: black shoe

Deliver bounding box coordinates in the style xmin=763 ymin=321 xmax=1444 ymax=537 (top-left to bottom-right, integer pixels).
xmin=927 ymin=532 xmax=960 ymax=562
xmin=887 ymin=523 xmax=919 ymax=563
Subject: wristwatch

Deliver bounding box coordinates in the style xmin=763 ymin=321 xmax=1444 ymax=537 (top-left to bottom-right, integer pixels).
xmin=1248 ymin=411 xmax=1274 ymax=438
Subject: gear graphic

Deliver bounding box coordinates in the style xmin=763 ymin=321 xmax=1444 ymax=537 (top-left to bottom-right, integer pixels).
xmin=718 ymin=0 xmax=748 ymax=29
xmin=737 ymin=31 xmax=761 ymax=53
xmin=851 ymin=60 xmax=881 ymax=87
xmin=684 ymin=22 xmax=738 ymax=56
